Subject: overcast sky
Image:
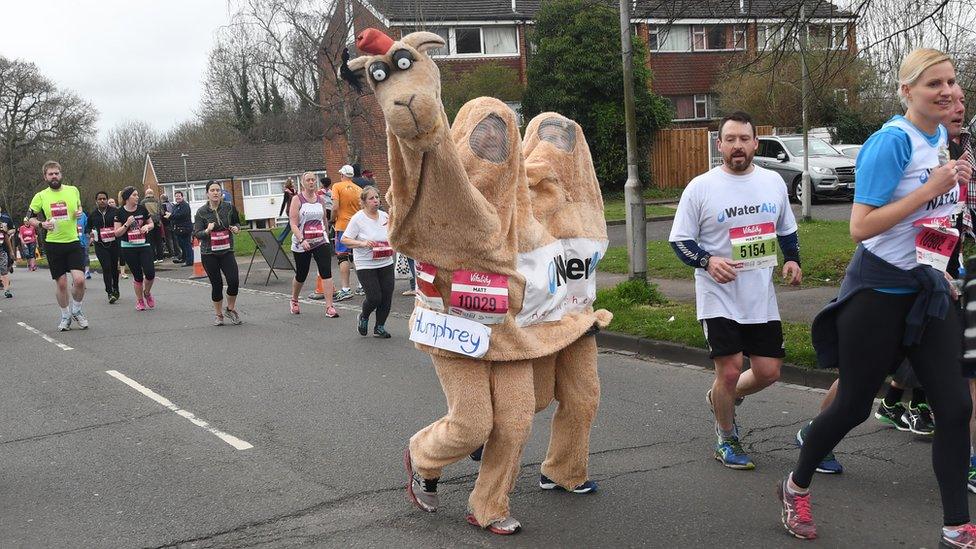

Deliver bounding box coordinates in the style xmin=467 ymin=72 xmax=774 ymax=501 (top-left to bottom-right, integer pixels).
xmin=1 ymin=1 xmax=232 ymax=141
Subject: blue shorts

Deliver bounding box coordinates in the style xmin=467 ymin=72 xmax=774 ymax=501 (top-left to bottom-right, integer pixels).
xmin=334 ymin=230 xmax=350 ymax=255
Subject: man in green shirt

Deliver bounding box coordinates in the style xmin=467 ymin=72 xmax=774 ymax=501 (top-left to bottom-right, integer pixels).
xmin=27 ymin=160 xmax=89 ymax=331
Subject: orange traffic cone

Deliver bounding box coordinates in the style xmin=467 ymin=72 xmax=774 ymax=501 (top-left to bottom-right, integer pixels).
xmin=189 ymin=237 xmax=207 ymax=279
xmin=308 ymin=275 xmax=325 ymax=299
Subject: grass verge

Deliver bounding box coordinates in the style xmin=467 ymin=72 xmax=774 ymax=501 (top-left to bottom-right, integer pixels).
xmin=596 ymin=279 xmax=817 ymax=368
xmin=600 ymin=219 xmax=853 ymax=287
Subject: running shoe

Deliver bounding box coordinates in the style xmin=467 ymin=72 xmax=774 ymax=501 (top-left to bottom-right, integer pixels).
xmin=903 ymin=404 xmax=935 ymax=436
xmin=875 ymin=400 xmax=910 ymax=431
xmin=335 ymin=289 xmax=354 ymax=302
xmin=402 ymin=289 xmax=416 ymax=296
xmin=777 ymin=477 xmax=817 ymax=540
xmin=466 ymin=513 xmax=521 ymax=535
xmin=355 ymin=286 xmax=366 ymax=296
xmin=144 ymin=293 xmax=156 ymax=309
xmin=213 ymin=314 xmax=224 ymax=326
xmin=4 ymin=290 xmax=11 ymax=298
xmin=358 ymin=314 xmax=368 ymax=336
xmin=85 ymin=269 xmax=91 ymax=279
xmin=290 ymin=299 xmax=300 ymax=314
xmin=404 ymin=447 xmax=438 ymax=513
xmin=325 ymin=305 xmax=339 ymax=318
xmin=58 ymin=315 xmax=71 ymax=332
xmin=470 ymin=445 xmax=484 ymax=462
xmin=794 ymin=422 xmax=843 ymax=474
xmin=225 ymin=308 xmax=242 ymax=325
xmin=108 ymin=293 xmax=117 ymax=304
xmin=539 ymin=473 xmax=598 ymax=493
xmin=715 ymin=436 xmax=755 ymax=469
xmin=71 ymin=309 xmax=89 ymax=329
xmin=942 ymin=524 xmax=976 ymax=548
xmin=374 ymin=325 xmax=391 ymax=338
xmin=968 ymin=456 xmax=976 ymax=495
xmin=136 ymin=298 xmax=146 ymax=311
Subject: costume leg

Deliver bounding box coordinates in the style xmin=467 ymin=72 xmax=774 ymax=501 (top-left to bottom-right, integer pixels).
xmin=534 ymin=351 xmax=557 ymax=413
xmin=410 ymin=354 xmax=493 ymax=480
xmin=541 ymin=335 xmax=600 ymax=489
xmin=468 ymin=360 xmax=535 ymax=526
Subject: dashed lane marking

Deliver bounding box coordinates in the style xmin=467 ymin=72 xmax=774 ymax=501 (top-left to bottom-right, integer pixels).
xmin=17 ymin=322 xmax=74 ymax=351
xmin=105 ymin=370 xmax=253 ymax=450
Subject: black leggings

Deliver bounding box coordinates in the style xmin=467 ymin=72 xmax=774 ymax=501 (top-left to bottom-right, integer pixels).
xmin=93 ymin=244 xmax=120 ymax=295
xmin=794 ymin=290 xmax=971 ymax=525
xmin=121 ymin=246 xmax=155 ymax=283
xmin=359 ymin=264 xmax=394 ymax=326
xmin=201 ymin=252 xmax=239 ymax=302
xmin=293 ymin=244 xmax=332 ymax=283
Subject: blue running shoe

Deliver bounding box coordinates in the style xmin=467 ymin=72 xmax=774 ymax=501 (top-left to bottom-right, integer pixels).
xmin=795 ymin=423 xmax=843 ymax=474
xmin=715 ymin=436 xmax=755 ymax=470
xmin=539 ymin=473 xmax=598 ymax=493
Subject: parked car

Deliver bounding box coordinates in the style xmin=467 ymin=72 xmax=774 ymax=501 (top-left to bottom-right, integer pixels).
xmin=834 ymin=144 xmax=862 ymax=160
xmin=755 ymin=135 xmax=856 ymax=203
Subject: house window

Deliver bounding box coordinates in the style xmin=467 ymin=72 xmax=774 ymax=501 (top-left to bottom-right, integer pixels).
xmin=694 ymin=94 xmax=709 ymax=119
xmin=758 ymin=24 xmax=799 ymax=51
xmin=483 ymin=26 xmax=518 ymax=55
xmin=808 ymin=24 xmax=847 ymax=50
xmin=670 ymin=94 xmax=713 ymax=120
xmin=419 ymin=26 xmax=519 ymax=57
xmin=649 ymin=25 xmax=691 ymax=52
xmin=692 ymin=25 xmax=745 ymax=51
xmin=455 ymin=27 xmax=481 ymax=54
xmin=427 ymin=27 xmax=450 ymax=56
xmin=191 ymin=186 xmax=207 ymax=202
xmin=733 ymin=28 xmax=746 ymax=50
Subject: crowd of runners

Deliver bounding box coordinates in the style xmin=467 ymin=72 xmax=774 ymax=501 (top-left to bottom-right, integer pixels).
xmin=5 ymin=45 xmax=976 ymax=545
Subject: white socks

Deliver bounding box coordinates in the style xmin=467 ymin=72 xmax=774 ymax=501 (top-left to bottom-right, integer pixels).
xmin=60 ymin=306 xmax=70 ymax=318
xmin=70 ymin=298 xmax=82 ymax=314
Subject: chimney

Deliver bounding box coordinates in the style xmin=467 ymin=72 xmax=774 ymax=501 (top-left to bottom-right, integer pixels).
xmin=740 ymin=0 xmax=745 ymax=13
xmin=512 ymin=0 xmax=517 ymax=12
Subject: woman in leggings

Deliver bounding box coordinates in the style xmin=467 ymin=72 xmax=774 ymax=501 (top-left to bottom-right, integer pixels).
xmin=777 ymin=48 xmax=976 ymax=546
xmin=289 ymin=171 xmax=337 ymax=317
xmin=193 ymin=181 xmax=242 ymax=326
xmin=114 ymin=186 xmax=156 ymax=311
xmin=342 ymin=186 xmax=394 ymax=338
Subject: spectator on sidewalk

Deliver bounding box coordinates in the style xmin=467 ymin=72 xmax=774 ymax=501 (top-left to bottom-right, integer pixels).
xmin=161 ymin=193 xmax=179 ymax=260
xmin=171 ymin=191 xmax=194 ymax=266
xmin=141 ymin=187 xmax=164 ymax=262
xmin=331 ymin=165 xmax=362 ymax=301
xmin=279 ymin=177 xmax=296 ymax=218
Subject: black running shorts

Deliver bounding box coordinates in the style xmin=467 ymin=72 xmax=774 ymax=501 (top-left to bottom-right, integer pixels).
xmin=45 ymin=241 xmax=85 ymax=280
xmin=701 ymin=317 xmax=785 ymax=359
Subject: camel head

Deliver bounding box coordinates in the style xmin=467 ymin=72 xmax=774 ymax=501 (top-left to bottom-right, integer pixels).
xmin=342 ymin=29 xmax=447 ymax=151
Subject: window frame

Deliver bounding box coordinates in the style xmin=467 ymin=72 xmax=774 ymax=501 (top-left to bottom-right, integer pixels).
xmin=691 ymin=25 xmax=746 ymax=52
xmin=424 ymin=25 xmax=520 ymax=59
xmin=649 ymin=25 xmax=692 ymax=52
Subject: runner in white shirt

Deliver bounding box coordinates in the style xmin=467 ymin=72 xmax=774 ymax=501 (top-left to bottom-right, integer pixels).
xmin=669 ymin=111 xmax=802 ymax=470
xmin=341 ymin=185 xmax=396 ymax=338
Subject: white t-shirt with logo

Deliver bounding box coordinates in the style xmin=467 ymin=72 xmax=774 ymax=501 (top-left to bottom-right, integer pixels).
xmin=343 ymin=209 xmax=395 ymax=270
xmin=669 ymin=165 xmax=798 ymax=324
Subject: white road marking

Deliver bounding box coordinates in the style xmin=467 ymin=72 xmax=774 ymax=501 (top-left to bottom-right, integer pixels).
xmin=17 ymin=322 xmax=74 ymax=351
xmin=105 ymin=370 xmax=253 ymax=450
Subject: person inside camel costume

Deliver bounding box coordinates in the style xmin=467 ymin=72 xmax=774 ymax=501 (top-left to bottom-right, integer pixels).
xmin=343 ymin=28 xmax=611 ymax=535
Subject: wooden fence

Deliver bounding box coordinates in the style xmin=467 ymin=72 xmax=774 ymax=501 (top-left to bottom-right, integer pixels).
xmin=650 ymin=125 xmax=773 ymax=189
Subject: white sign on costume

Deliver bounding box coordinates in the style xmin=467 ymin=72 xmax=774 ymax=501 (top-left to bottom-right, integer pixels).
xmin=559 ymin=237 xmax=608 ymax=314
xmin=515 ymin=239 xmax=568 ymax=326
xmin=410 ymin=308 xmax=491 ymax=358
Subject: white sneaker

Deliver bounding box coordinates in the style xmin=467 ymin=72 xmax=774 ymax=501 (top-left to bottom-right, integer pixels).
xmin=58 ymin=315 xmax=71 ymax=332
xmin=71 ymin=309 xmax=89 ymax=329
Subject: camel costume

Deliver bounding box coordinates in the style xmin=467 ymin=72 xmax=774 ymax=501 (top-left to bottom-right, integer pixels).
xmin=344 ymin=29 xmax=610 ymax=532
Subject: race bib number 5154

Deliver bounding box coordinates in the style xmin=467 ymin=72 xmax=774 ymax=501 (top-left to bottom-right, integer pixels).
xmin=730 ymin=222 xmax=778 ymax=271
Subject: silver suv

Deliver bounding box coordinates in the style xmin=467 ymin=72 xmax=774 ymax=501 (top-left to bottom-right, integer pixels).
xmin=755 ymin=135 xmax=856 ymax=202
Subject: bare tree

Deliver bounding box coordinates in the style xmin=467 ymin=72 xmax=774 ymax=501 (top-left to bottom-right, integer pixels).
xmin=0 ymin=56 xmax=97 ymax=216
xmin=103 ymin=119 xmax=159 ymax=187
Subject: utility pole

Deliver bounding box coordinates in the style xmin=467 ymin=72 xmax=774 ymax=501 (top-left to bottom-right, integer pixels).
xmin=800 ymin=1 xmax=812 ymax=221
xmin=619 ymin=0 xmax=646 ymax=280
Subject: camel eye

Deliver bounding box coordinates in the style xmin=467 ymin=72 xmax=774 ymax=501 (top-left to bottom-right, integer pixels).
xmin=392 ymin=49 xmax=414 ymax=70
xmin=369 ymin=61 xmax=390 ymax=82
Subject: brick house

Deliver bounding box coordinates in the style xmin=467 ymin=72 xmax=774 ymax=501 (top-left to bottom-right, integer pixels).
xmin=322 ymin=0 xmax=857 ymax=188
xmin=143 ymin=141 xmax=327 ymax=229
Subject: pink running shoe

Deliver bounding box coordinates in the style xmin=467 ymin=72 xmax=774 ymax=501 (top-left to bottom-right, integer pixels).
xmin=942 ymin=524 xmax=976 ymax=548
xmin=290 ymin=299 xmax=300 ymax=314
xmin=144 ymin=293 xmax=155 ymax=309
xmin=777 ymin=477 xmax=817 ymax=540
xmin=136 ymin=298 xmax=147 ymax=311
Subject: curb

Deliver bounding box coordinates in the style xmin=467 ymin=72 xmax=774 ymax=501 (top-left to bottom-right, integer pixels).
xmin=595 ymin=331 xmax=838 ymax=390
xmin=606 ymin=215 xmax=673 ymax=227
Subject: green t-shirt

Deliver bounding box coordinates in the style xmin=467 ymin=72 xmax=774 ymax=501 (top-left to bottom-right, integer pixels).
xmin=29 ymin=185 xmax=82 ymax=244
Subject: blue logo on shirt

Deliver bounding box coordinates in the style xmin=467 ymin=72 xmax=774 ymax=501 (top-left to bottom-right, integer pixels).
xmin=717 ymin=202 xmax=777 ymax=223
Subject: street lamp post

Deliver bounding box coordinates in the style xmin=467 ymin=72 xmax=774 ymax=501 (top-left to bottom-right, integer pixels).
xmin=180 ymin=153 xmax=188 ymax=185
xmin=619 ymin=0 xmax=646 ymax=281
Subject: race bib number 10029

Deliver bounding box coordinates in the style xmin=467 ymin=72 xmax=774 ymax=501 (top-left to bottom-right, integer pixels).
xmin=730 ymin=222 xmax=778 ymax=271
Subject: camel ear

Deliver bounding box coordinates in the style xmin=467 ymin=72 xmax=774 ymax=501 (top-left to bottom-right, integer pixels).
xmin=346 ymin=55 xmax=369 ymax=73
xmin=401 ymin=31 xmax=446 ymax=55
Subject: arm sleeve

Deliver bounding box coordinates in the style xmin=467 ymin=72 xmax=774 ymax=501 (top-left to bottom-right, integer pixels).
xmin=777 ymin=231 xmax=800 ymax=265
xmin=84 ymin=213 xmax=93 ymax=233
xmin=670 ymin=239 xmax=710 ymax=268
xmin=29 ymin=194 xmax=42 ymax=216
xmin=192 ymin=208 xmax=208 ymax=240
xmin=854 ymin=128 xmax=912 ymax=207
xmin=343 ymin=215 xmax=360 ymax=240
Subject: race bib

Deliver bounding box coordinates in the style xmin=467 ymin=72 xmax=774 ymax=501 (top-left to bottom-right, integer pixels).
xmin=415 ymin=262 xmax=444 ymax=311
xmin=730 ymin=222 xmax=778 ymax=271
xmin=371 ymin=241 xmax=394 ymax=259
xmin=302 ymin=221 xmax=325 ymax=245
xmin=915 ymin=217 xmax=959 ymax=272
xmin=210 ymin=229 xmax=231 ymax=252
xmin=450 ymin=270 xmax=509 ymax=325
xmin=50 ymin=202 xmax=69 ymax=222
xmin=21 ymin=229 xmax=35 ymax=244
xmin=0 ymin=232 xmax=5 ymax=245
xmin=99 ymin=227 xmax=116 ymax=243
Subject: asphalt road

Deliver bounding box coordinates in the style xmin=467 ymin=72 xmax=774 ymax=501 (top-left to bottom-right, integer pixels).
xmin=0 ymin=264 xmax=951 ymax=548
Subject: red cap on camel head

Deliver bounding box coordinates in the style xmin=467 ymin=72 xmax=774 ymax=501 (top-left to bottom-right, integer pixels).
xmin=357 ymin=28 xmax=395 ymax=55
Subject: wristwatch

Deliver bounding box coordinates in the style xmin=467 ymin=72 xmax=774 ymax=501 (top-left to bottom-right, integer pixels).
xmin=699 ymin=253 xmax=711 ymax=269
